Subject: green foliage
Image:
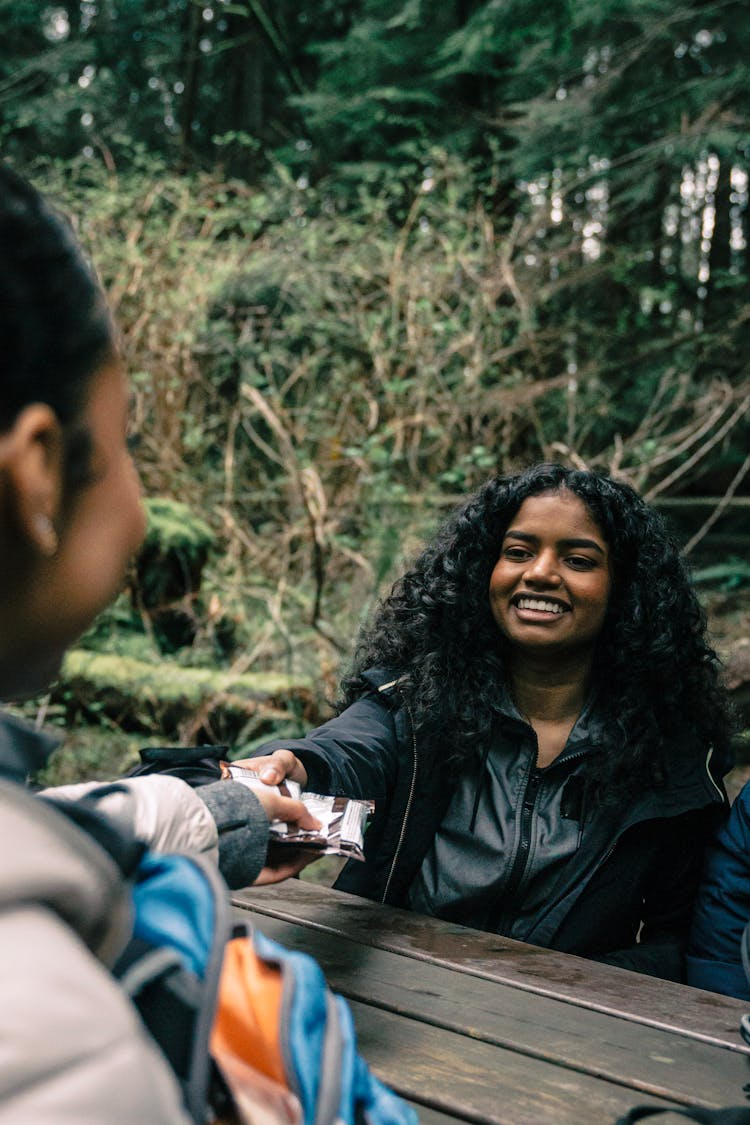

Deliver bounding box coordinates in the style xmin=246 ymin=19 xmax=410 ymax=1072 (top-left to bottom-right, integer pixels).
xmin=145 ymin=497 xmax=213 ymax=550
xmin=78 ymin=591 xmax=156 ymax=663
xmin=139 ymin=497 xmax=214 ymax=605
xmin=3 ymin=0 xmax=748 ymax=715
xmin=24 ymin=146 xmax=747 ymax=680
xmin=131 ymin=497 xmax=214 ymax=653
xmin=0 ymin=0 xmax=187 ymax=163
xmin=692 ymin=559 xmax=750 ymax=591
xmin=55 ymin=647 xmax=321 ymax=746
xmin=33 ymin=724 xmax=144 ymax=788
xmin=2 ymin=0 xmax=748 ymax=195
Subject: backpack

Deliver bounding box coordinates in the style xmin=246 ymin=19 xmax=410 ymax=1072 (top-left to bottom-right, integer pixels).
xmin=116 ymin=850 xmax=417 ymax=1125
xmin=126 ymin=743 xmax=226 ymax=787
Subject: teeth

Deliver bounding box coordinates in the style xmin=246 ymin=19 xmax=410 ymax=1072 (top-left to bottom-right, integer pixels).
xmin=516 ymin=597 xmax=565 ymax=614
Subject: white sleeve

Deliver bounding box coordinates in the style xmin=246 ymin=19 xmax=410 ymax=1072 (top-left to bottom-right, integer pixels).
xmin=41 ymin=775 xmax=219 ymax=863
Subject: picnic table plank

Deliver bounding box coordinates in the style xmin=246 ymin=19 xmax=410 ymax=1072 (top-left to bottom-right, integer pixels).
xmin=234 ymin=882 xmax=749 ymax=1050
xmin=405 ymin=1107 xmax=465 ymax=1125
xmin=343 ymin=1000 xmax=679 ymax=1124
xmin=238 ymin=910 xmax=750 ymax=1109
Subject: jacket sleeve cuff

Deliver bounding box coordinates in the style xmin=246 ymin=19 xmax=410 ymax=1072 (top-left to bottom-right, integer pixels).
xmin=197 ymin=781 xmax=270 ymax=889
xmin=248 ymin=739 xmax=333 ymax=794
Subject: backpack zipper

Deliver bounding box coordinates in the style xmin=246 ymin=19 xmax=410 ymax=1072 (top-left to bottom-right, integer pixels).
xmin=269 ymin=938 xmax=349 ymax=1125
xmin=183 ymin=855 xmax=234 ymax=1124
xmin=313 ymin=991 xmax=345 ymax=1125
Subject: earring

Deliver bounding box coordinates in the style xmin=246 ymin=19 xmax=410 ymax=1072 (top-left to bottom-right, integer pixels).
xmin=34 ymin=514 xmax=58 ymax=557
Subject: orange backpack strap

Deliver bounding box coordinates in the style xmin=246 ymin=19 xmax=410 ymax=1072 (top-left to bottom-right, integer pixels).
xmin=210 ymin=926 xmax=416 ymax=1125
xmin=211 ymin=934 xmax=287 ymax=1086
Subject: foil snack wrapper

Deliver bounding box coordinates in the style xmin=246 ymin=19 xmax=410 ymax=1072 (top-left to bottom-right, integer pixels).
xmin=221 ymin=763 xmax=374 ymax=861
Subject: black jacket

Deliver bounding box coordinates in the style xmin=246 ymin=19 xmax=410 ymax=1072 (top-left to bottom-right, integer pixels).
xmin=256 ymin=669 xmax=730 ymax=982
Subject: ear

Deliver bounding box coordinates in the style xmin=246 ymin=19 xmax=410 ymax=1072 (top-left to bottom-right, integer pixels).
xmin=0 ymin=405 xmax=65 ymax=557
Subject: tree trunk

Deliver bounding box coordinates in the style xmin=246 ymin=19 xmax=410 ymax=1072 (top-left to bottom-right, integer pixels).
xmin=179 ymin=0 xmax=203 ymax=170
xmin=225 ymin=14 xmax=265 ymax=181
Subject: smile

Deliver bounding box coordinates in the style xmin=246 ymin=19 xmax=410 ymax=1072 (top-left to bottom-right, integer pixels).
xmin=514 ymin=597 xmax=568 ymax=615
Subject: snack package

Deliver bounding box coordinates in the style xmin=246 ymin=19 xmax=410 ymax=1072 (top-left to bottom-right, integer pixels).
xmin=221 ymin=763 xmax=374 ymax=862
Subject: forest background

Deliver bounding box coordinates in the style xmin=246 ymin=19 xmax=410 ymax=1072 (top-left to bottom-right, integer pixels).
xmin=2 ymin=0 xmax=749 ymax=790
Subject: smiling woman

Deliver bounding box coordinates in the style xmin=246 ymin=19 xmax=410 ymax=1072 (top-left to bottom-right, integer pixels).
xmin=242 ymin=463 xmax=734 ymax=982
xmin=490 ymin=492 xmax=612 ymax=651
xmin=488 ymin=491 xmax=613 ymax=766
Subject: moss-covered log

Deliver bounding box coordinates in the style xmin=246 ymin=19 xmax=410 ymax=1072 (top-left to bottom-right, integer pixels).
xmin=53 ymin=649 xmax=330 ymax=746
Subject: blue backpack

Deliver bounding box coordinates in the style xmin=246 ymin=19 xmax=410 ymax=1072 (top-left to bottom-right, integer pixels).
xmin=116 ymin=851 xmax=417 ymax=1125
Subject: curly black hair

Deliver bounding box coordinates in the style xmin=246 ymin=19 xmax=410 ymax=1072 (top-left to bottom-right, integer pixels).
xmin=341 ymin=463 xmax=732 ymax=800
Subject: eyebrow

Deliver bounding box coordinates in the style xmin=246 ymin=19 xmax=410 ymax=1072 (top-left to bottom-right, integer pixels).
xmin=503 ymin=530 xmax=606 ymax=555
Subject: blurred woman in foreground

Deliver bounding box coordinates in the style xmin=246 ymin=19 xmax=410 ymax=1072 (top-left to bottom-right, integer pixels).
xmin=0 ymin=163 xmax=317 ymax=1120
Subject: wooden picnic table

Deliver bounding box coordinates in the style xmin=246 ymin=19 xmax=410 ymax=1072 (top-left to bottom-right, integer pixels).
xmin=233 ymin=880 xmax=750 ymax=1125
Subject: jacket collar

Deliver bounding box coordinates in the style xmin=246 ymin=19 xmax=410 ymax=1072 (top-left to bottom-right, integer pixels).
xmin=363 ymin=666 xmax=726 ymax=818
xmin=0 ymin=711 xmax=61 ymax=784
xmin=493 ymin=684 xmax=604 ymax=756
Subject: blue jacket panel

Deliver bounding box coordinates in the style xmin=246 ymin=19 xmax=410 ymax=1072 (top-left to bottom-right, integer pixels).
xmin=688 ymin=782 xmax=750 ymax=1000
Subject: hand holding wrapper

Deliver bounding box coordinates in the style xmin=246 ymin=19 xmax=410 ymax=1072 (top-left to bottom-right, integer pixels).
xmin=221 ymin=763 xmax=374 ymax=862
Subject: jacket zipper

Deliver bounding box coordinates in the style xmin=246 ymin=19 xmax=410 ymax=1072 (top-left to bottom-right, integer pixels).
xmin=381 ymin=691 xmax=418 ymax=904
xmin=524 ymin=739 xmax=729 ymax=945
xmin=550 ymin=740 xmax=724 ymax=917
xmin=489 ymin=764 xmax=541 ymax=932
xmin=523 ymin=742 xmax=721 ymax=945
xmin=489 ymin=746 xmax=591 ymax=933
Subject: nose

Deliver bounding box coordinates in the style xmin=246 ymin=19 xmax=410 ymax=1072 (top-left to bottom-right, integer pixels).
xmin=522 ymin=549 xmax=562 ymax=587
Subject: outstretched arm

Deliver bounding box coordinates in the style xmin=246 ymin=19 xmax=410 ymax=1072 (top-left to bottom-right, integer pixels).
xmin=240 ymin=691 xmax=401 ymax=800
xmin=43 ymin=773 xmax=318 ymax=889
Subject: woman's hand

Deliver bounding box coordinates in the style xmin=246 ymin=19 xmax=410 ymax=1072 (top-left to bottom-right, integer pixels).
xmin=229 ymin=751 xmax=313 ymax=885
xmin=232 ymin=750 xmax=308 ymax=788
xmin=250 ymin=784 xmax=317 ymax=833
xmin=253 ymin=844 xmax=319 ymax=886
xmin=248 ymin=781 xmax=319 ymax=886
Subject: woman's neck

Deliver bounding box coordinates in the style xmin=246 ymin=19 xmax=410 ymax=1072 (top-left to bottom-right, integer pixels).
xmin=508 ymin=652 xmax=592 ymax=725
xmin=508 ymin=656 xmax=593 ymax=768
